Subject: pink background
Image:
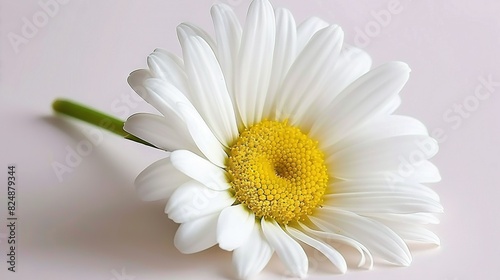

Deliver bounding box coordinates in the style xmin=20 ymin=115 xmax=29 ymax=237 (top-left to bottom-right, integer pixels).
xmin=1 ymin=0 xmax=500 ymax=279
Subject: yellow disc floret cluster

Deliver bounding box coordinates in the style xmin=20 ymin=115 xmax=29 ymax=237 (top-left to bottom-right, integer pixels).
xmin=227 ymin=120 xmax=329 ymax=225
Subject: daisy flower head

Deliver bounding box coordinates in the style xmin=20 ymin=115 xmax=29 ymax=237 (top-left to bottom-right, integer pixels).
xmin=124 ymin=0 xmax=442 ymax=278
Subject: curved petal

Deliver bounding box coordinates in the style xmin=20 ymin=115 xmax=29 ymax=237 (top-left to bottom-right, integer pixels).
xmin=134 ymin=156 xmax=190 ymax=201
xmin=323 ymin=194 xmax=443 ymax=215
xmin=124 ymin=113 xmax=200 ymax=154
xmin=327 ymin=135 xmax=439 ymax=180
xmin=176 ymin=22 xmax=216 ymax=52
xmin=330 ymin=115 xmax=429 ymax=153
xmin=211 ymin=3 xmax=242 ymax=107
xmin=362 ymin=213 xmax=440 ymax=245
xmin=390 ymin=160 xmax=442 ymax=183
xmin=311 ymin=61 xmax=411 ymax=147
xmin=128 ymin=69 xmax=175 ymax=118
xmin=391 ymin=226 xmax=440 ymax=245
xmin=382 ymin=94 xmax=402 ymax=115
xmin=263 ymin=7 xmax=297 ymax=119
xmin=234 ymin=0 xmax=275 ymax=126
xmin=300 ymin=220 xmax=373 ymax=268
xmin=277 ymin=25 xmax=344 ymax=123
xmin=326 ymin=179 xmax=441 ymax=202
xmin=147 ymin=49 xmax=190 ymax=95
xmin=170 ymin=150 xmax=230 ymax=190
xmin=142 ymin=77 xmax=193 ymax=120
xmin=365 ymin=213 xmax=440 ymax=225
xmin=296 ymin=16 xmax=329 ymax=54
xmin=300 ymin=44 xmax=373 ymax=130
xmin=217 ymin=204 xmax=255 ymax=251
xmin=315 ymin=208 xmax=412 ymax=266
xmin=261 ymin=219 xmax=308 ymax=278
xmin=233 ymin=223 xmax=274 ymax=279
xmin=287 ymin=226 xmax=347 ymax=273
xmin=174 ymin=212 xmax=219 ymax=254
xmin=178 ymin=32 xmax=239 ymax=146
xmin=127 ymin=69 xmax=151 ymax=96
xmin=406 ymin=160 xmax=441 ymax=183
xmin=176 ymin=103 xmax=228 ymax=167
xmin=366 ymin=213 xmax=440 ymax=245
xmin=166 ymin=180 xmax=234 ymax=223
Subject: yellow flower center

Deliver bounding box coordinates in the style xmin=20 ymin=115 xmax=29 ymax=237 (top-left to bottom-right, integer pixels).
xmin=227 ymin=120 xmax=329 ymax=225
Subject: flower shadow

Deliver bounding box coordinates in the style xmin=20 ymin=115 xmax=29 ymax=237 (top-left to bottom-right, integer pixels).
xmin=28 ymin=116 xmax=233 ymax=277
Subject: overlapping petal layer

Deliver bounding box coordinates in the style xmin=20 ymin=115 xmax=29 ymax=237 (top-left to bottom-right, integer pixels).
xmin=125 ymin=0 xmax=442 ymax=278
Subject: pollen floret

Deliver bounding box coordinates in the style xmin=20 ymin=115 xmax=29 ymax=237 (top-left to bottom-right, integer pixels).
xmin=228 ymin=120 xmax=329 ymax=225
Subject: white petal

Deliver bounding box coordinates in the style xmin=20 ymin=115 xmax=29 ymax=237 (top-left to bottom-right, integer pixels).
xmin=382 ymin=160 xmax=441 ymax=184
xmin=211 ymin=3 xmax=242 ymax=106
xmin=331 ymin=115 xmax=429 ymax=153
xmin=326 ymin=179 xmax=441 ymax=202
xmin=142 ymin=78 xmax=193 ymax=119
xmin=176 ymin=103 xmax=227 ymax=167
xmin=176 ymin=22 xmax=216 ymax=52
xmin=365 ymin=213 xmax=440 ymax=225
xmin=170 ymin=150 xmax=230 ymax=190
xmin=263 ymin=7 xmax=297 ymax=119
xmin=217 ymin=204 xmax=255 ymax=251
xmin=124 ymin=113 xmax=199 ymax=153
xmin=166 ymin=180 xmax=234 ymax=223
xmin=287 ymin=227 xmax=347 ymax=273
xmin=382 ymin=95 xmax=402 ymax=115
xmin=328 ymin=135 xmax=439 ymax=180
xmin=235 ymin=0 xmax=275 ymax=126
xmin=333 ymin=44 xmax=373 ymax=82
xmin=127 ymin=69 xmax=151 ymax=95
xmin=311 ymin=62 xmax=411 ymax=147
xmin=147 ymin=50 xmax=189 ymax=95
xmin=392 ymin=226 xmax=440 ymax=245
xmin=140 ymin=79 xmax=225 ymax=162
xmin=128 ymin=69 xmax=170 ymax=116
xmin=300 ymin=44 xmax=372 ymax=129
xmin=296 ymin=17 xmax=329 ymax=54
xmin=315 ymin=208 xmax=412 ymax=266
xmin=362 ymin=213 xmax=440 ymax=245
xmin=323 ymin=194 xmax=443 ymax=215
xmin=278 ymin=25 xmax=344 ymax=123
xmin=178 ymin=33 xmax=239 ymax=146
xmin=233 ymin=223 xmax=274 ymax=279
xmin=261 ymin=219 xmax=308 ymax=278
xmin=298 ymin=220 xmax=373 ymax=268
xmin=174 ymin=212 xmax=219 ymax=254
xmin=135 ymin=156 xmax=190 ymax=201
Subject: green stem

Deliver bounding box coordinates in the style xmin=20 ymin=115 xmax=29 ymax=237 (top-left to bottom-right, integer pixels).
xmin=52 ymin=99 xmax=155 ymax=148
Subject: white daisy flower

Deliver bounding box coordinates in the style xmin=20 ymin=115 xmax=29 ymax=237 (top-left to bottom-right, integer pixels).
xmin=124 ymin=0 xmax=442 ymax=278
